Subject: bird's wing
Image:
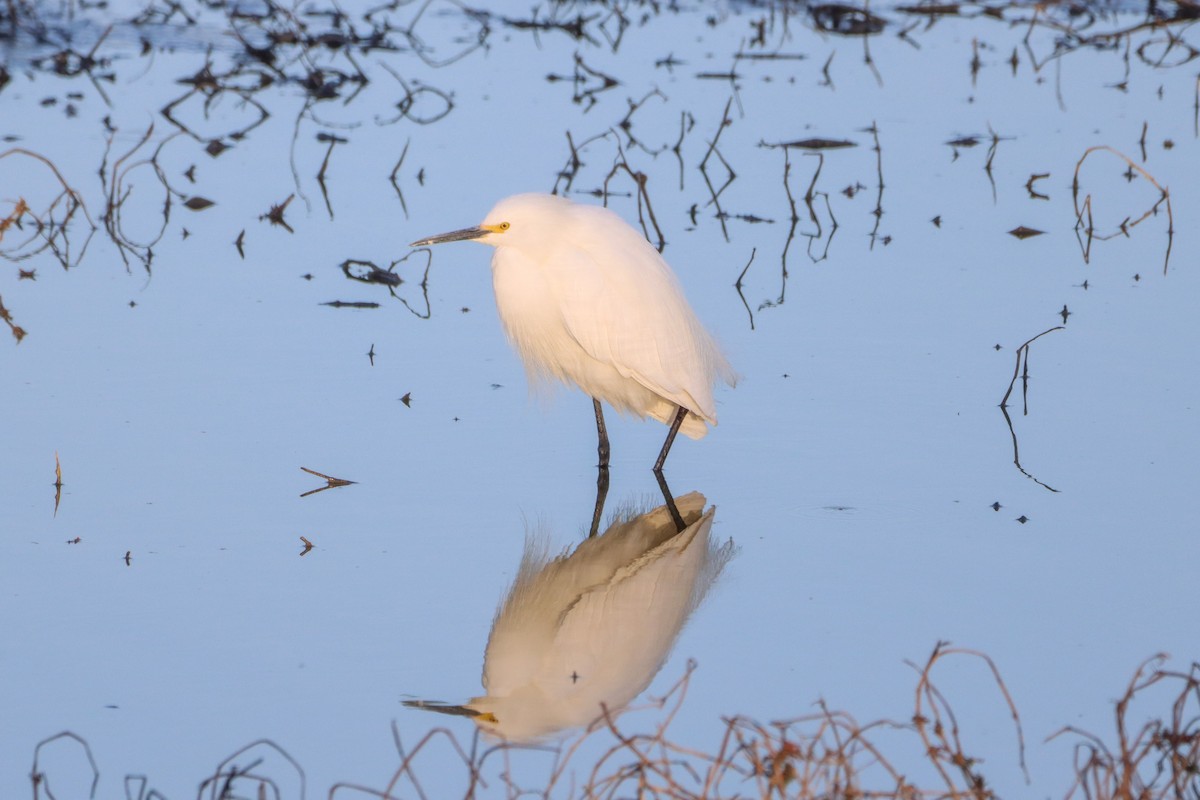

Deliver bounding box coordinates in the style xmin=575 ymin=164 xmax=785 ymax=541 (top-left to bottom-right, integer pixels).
xmin=551 ymin=235 xmax=724 ymax=422
xmin=544 ymin=507 xmax=721 ymax=705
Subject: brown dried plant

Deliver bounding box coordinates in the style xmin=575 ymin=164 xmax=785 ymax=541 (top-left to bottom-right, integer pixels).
xmin=27 ymin=649 xmax=1199 ymax=800
xmin=1050 ymin=655 xmax=1200 ymax=800
xmin=0 ymin=149 xmax=96 ymax=271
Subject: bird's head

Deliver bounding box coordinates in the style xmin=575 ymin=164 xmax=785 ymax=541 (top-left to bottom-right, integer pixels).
xmin=409 ymin=193 xmax=572 ymax=251
xmin=402 ymin=689 xmax=573 ymax=743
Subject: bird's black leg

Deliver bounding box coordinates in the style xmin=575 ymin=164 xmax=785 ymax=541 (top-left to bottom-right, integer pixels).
xmin=593 ymin=398 xmax=611 ymax=468
xmin=653 ymin=468 xmax=686 ymax=533
xmin=653 ymin=405 xmax=688 ymax=473
xmin=588 ymin=463 xmax=610 ymax=538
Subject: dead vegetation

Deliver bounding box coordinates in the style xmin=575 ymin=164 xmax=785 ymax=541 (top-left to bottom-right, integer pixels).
xmin=1051 ymin=655 xmax=1200 ymax=800
xmin=1072 ymin=146 xmax=1174 ymax=275
xmin=0 ymin=149 xmax=95 ymax=272
xmin=27 ymin=646 xmax=1199 ymax=800
xmin=0 ymin=0 xmax=1189 ymax=340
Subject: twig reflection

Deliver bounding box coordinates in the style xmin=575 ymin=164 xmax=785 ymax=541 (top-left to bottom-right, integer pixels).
xmin=865 ymin=122 xmax=887 ymax=250
xmin=601 ymin=143 xmax=665 ymax=252
xmin=733 ymin=248 xmax=758 ymax=330
xmin=53 ymin=451 xmax=63 ymax=518
xmin=299 ymin=466 xmax=356 ymax=498
xmin=197 ymin=739 xmax=305 ymax=800
xmin=698 ymin=98 xmax=736 ymax=242
xmin=99 ymin=125 xmax=191 ymax=274
xmin=343 ymin=249 xmax=434 ymax=319
xmin=999 ymin=326 xmax=1064 ymax=493
xmin=31 ymin=731 xmax=100 ymax=800
xmin=1072 ymin=145 xmax=1174 ymax=275
xmin=389 ymin=139 xmax=412 ymax=220
xmin=0 ymin=149 xmax=97 ymax=273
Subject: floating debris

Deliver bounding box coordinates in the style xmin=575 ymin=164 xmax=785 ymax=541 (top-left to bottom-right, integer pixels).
xmin=763 ymin=137 xmax=857 ymax=150
xmin=810 ymin=3 xmax=887 ymax=35
xmin=946 ymin=135 xmax=980 ymax=148
xmin=299 ymin=467 xmax=356 ymax=498
xmin=341 ymin=259 xmax=402 ymax=287
xmin=896 ymin=3 xmax=963 ymax=17
xmin=321 ymin=300 xmax=379 ymax=309
xmin=259 ymin=195 xmax=295 ymax=233
xmin=1025 ymin=173 xmax=1050 ymax=200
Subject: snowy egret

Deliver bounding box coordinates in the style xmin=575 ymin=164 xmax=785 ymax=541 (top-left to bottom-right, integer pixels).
xmin=411 ymin=193 xmax=736 ymax=471
xmin=403 ymin=492 xmax=735 ymax=741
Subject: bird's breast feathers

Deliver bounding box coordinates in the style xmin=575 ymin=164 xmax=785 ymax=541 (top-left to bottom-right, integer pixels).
xmin=490 ymin=240 xmax=724 ymax=428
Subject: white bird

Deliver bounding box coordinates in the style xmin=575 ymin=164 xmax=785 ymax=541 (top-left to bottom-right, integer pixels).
xmin=411 ymin=193 xmax=736 ymax=471
xmin=404 ymin=492 xmax=735 ymax=741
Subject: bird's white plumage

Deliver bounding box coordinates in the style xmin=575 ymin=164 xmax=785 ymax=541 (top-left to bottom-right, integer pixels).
xmin=467 ymin=492 xmax=734 ymax=741
xmin=478 ymin=194 xmax=735 ymax=439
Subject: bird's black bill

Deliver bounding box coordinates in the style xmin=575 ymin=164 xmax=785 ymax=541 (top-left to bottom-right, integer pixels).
xmin=401 ymin=699 xmax=482 ymax=718
xmin=410 ymin=226 xmax=488 ymax=247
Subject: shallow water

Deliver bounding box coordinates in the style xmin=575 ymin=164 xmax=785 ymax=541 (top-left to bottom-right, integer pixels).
xmin=2 ymin=1 xmax=1197 ymax=797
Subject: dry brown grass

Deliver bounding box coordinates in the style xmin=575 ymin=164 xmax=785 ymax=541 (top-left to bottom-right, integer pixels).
xmin=31 ymin=645 xmax=1190 ymax=800
xmin=1050 ymin=654 xmax=1200 ymax=800
xmin=333 ymin=645 xmax=1197 ymax=800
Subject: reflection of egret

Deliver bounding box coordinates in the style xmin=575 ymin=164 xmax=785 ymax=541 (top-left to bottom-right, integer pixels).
xmin=405 ymin=492 xmax=734 ymax=742
xmin=411 ymin=194 xmax=736 ymax=471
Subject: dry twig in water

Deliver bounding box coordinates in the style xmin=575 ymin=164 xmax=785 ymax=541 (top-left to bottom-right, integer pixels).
xmin=1072 ymin=145 xmax=1174 ymax=275
xmin=299 ymin=466 xmax=356 ymax=497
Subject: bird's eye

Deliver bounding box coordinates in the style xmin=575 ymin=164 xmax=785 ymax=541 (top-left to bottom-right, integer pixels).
xmin=498 ymin=221 xmax=511 ymax=231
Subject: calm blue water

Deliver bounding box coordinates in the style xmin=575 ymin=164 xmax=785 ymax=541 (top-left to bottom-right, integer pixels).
xmin=2 ymin=1 xmax=1197 ymax=797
